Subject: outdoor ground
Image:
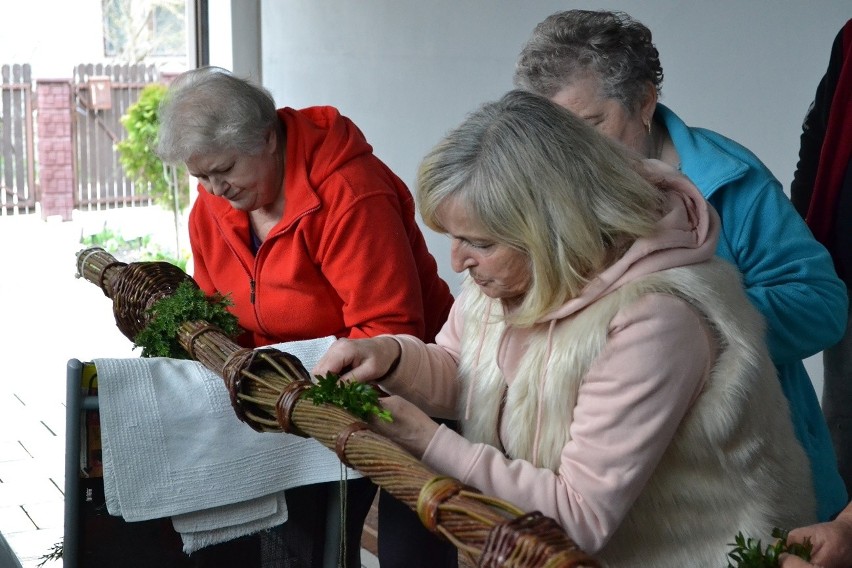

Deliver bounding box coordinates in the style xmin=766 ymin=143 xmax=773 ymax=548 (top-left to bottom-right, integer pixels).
xmin=0 ymin=207 xmax=179 ymax=567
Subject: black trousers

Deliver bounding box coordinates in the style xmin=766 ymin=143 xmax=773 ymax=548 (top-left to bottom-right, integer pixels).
xmin=190 ymin=477 xmax=376 ymax=568
xmin=190 ymin=420 xmax=461 ymax=567
xmin=377 ymin=488 xmax=459 ymax=568
xmin=377 ymin=416 xmax=459 ymax=568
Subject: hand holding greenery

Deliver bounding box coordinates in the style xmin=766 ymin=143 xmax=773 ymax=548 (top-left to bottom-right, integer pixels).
xmin=75 ymin=246 xmax=605 ymax=567
xmin=305 ymin=372 xmax=393 ymax=423
xmin=727 ymin=528 xmax=812 ymax=568
xmin=134 ymin=283 xmax=392 ymax=421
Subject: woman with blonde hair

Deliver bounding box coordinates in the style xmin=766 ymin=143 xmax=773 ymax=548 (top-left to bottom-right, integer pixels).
xmin=314 ymin=90 xmax=816 ymax=567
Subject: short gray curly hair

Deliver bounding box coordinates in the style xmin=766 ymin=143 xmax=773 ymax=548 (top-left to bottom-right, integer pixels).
xmin=156 ymin=66 xmax=278 ymax=164
xmin=513 ymin=10 xmax=663 ymax=112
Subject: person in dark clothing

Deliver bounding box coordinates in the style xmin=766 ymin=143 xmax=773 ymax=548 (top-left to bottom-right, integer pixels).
xmin=791 ymin=18 xmax=852 ymax=499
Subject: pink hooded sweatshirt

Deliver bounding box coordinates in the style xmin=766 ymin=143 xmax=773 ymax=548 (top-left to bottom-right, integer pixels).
xmin=379 ymin=177 xmax=722 ymax=553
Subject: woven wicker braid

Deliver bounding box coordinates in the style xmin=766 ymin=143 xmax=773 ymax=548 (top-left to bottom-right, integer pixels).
xmin=76 ymin=246 xmax=198 ymax=341
xmin=75 ymin=246 xmax=601 ymax=568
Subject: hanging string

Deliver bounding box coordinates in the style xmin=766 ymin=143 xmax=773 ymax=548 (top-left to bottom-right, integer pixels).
xmin=337 ymin=462 xmax=349 ymax=567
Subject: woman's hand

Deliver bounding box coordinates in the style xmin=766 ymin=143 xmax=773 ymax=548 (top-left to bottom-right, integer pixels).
xmin=312 ymin=336 xmax=401 ymax=384
xmin=781 ymin=510 xmax=852 ymax=568
xmin=367 ymin=395 xmax=440 ymax=459
xmin=779 ymin=554 xmax=819 ymax=568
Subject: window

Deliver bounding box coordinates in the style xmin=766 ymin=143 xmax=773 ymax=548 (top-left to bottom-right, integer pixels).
xmin=102 ymin=0 xmax=186 ymax=60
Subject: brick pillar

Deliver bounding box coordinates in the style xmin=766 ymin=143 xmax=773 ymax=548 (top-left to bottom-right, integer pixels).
xmin=36 ymin=79 xmax=75 ymax=220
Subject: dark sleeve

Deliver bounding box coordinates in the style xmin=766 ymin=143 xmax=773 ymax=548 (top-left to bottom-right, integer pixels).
xmin=791 ymin=28 xmax=844 ymax=217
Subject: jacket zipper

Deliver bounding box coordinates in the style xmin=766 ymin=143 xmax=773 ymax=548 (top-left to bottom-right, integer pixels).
xmin=250 ymin=279 xmax=256 ymax=304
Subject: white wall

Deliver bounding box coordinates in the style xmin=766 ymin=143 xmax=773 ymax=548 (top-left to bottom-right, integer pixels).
xmin=208 ymin=0 xmax=235 ymax=71
xmin=258 ymin=1 xmax=850 ymax=394
xmin=207 ymin=0 xmax=262 ymax=81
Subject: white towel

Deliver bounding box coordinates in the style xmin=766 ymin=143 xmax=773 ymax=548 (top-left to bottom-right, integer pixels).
xmin=174 ymin=492 xmax=290 ymax=554
xmin=95 ymin=336 xmax=360 ymax=553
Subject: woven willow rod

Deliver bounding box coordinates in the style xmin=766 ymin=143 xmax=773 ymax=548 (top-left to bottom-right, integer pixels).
xmin=75 ymin=246 xmax=600 ymax=568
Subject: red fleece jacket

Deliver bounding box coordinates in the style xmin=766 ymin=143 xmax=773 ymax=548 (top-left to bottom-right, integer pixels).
xmin=189 ymin=106 xmax=453 ymax=347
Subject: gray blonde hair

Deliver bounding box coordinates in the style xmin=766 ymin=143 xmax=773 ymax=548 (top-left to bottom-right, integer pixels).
xmin=417 ymin=89 xmax=665 ymax=325
xmin=513 ymin=10 xmax=663 ymax=112
xmin=156 ymin=66 xmax=279 ymax=163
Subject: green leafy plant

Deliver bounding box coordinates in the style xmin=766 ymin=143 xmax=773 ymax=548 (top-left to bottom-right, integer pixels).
xmin=80 ymin=224 xmax=188 ymax=271
xmin=305 ymin=372 xmax=393 ymax=422
xmin=133 ymin=281 xmax=240 ymax=359
xmin=727 ymin=528 xmax=812 ymax=568
xmin=116 ymin=83 xmax=189 ymax=211
xmin=37 ymin=541 xmax=62 ymax=567
xmin=132 ymin=283 xmax=390 ymax=421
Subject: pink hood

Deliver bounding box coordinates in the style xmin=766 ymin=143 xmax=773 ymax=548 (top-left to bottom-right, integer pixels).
xmin=540 ymin=173 xmax=720 ymax=323
xmin=491 ymin=170 xmax=720 ymax=381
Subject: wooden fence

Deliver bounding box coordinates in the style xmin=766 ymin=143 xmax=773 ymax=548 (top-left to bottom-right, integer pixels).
xmin=0 ymin=64 xmax=36 ymax=215
xmin=0 ymin=63 xmax=164 ymax=217
xmin=72 ymin=63 xmax=159 ymax=211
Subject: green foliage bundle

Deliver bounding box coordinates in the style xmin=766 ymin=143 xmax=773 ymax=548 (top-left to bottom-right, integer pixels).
xmin=132 ymin=282 xmax=393 ymax=420
xmin=134 ymin=281 xmax=240 ymax=359
xmin=727 ymin=528 xmax=812 ymax=568
xmin=305 ymin=372 xmax=393 ymax=422
xmin=116 ymin=83 xmax=189 ymax=211
xmin=37 ymin=541 xmax=62 ymax=567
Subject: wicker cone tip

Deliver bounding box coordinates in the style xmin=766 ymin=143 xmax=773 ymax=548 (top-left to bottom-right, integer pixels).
xmin=75 ymin=246 xmax=600 ymax=568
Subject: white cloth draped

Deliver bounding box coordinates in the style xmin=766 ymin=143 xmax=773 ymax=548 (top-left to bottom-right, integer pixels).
xmin=94 ymin=336 xmax=358 ymax=553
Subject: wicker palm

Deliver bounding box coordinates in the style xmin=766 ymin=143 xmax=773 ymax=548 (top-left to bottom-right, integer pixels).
xmin=75 ymin=246 xmax=600 ymax=568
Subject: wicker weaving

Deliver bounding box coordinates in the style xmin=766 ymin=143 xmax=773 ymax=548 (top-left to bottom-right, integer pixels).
xmin=75 ymin=246 xmax=600 ymax=568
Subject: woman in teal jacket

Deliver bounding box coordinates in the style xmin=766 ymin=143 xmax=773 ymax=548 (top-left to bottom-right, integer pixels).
xmin=514 ymin=9 xmax=849 ymax=521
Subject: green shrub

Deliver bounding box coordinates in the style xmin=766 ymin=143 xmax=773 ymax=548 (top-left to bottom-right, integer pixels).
xmin=80 ymin=225 xmax=189 ymax=271
xmin=116 ymin=83 xmax=189 ymax=211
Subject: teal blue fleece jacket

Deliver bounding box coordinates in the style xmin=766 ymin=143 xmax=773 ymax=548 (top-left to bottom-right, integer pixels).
xmin=657 ymin=104 xmax=849 ymax=520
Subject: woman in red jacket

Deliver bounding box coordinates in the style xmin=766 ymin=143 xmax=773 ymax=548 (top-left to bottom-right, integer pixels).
xmin=157 ymin=66 xmax=455 ymax=568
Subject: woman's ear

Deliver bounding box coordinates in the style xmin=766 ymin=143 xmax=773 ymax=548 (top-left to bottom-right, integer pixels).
xmin=639 ymin=82 xmax=658 ymax=127
xmin=265 ymin=127 xmax=279 ymax=155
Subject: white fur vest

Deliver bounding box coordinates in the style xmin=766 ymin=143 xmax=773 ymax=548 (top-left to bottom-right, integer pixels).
xmin=456 ymin=259 xmax=816 ymax=567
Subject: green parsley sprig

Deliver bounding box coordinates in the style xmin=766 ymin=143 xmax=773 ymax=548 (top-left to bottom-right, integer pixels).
xmin=37 ymin=540 xmax=63 ymax=567
xmin=304 ymin=372 xmax=392 ymax=423
xmin=727 ymin=528 xmax=812 ymax=568
xmin=133 ymin=281 xmax=240 ymax=359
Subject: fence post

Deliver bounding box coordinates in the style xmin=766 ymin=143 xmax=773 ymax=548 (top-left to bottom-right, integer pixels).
xmin=36 ymin=79 xmax=74 ymax=220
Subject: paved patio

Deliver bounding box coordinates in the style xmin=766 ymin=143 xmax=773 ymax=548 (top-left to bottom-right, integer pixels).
xmin=0 ymin=210 xmax=142 ymax=567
